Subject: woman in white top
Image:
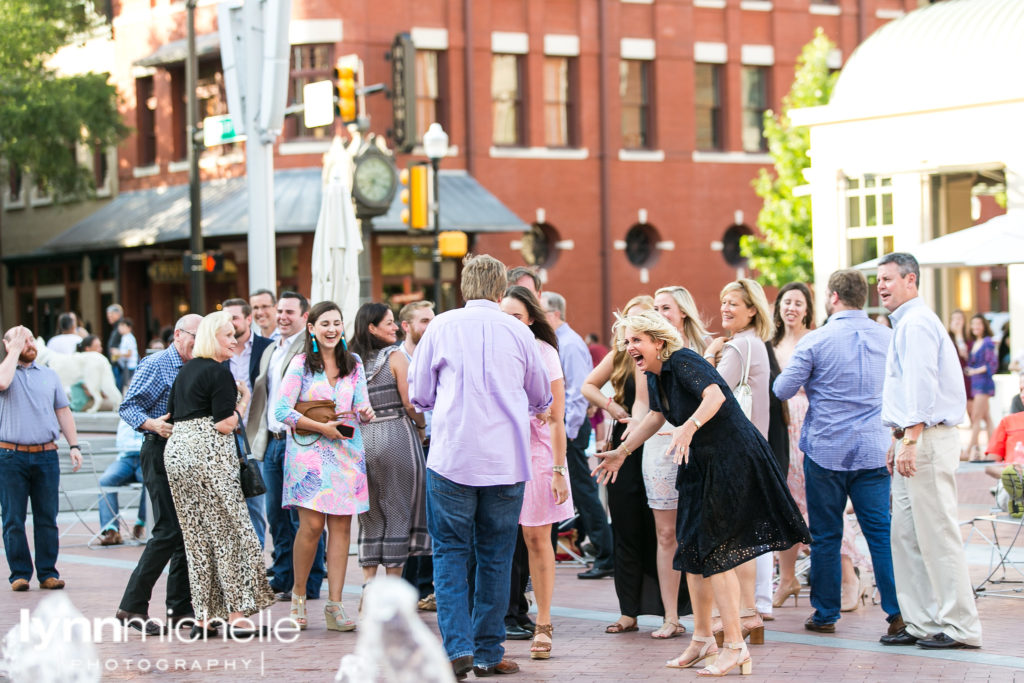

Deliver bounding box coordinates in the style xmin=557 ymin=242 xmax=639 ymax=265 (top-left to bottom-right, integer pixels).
xmin=702 ymin=279 xmax=775 ymax=644
xmin=633 ymin=285 xmax=710 ymax=639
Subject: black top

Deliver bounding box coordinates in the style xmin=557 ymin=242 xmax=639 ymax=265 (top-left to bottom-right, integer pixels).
xmin=646 ymin=348 xmax=810 ymax=576
xmin=167 ymin=357 xmax=237 ymax=424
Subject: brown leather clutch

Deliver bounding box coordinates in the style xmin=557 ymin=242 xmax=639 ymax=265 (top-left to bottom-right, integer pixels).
xmin=293 ymin=399 xmax=337 ymax=436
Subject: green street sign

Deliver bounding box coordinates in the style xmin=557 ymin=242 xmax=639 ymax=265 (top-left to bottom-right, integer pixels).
xmin=203 ymin=114 xmax=246 ymax=147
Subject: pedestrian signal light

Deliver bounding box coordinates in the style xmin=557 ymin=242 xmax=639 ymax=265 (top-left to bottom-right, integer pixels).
xmin=335 ymin=65 xmax=357 ymax=123
xmin=204 ymin=252 xmax=224 ymax=272
xmin=400 ymin=162 xmax=429 ymax=229
xmin=439 ymin=231 xmax=468 ymax=259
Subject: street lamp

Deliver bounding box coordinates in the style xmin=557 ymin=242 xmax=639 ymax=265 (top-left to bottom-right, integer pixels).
xmin=422 ymin=122 xmax=448 ymax=311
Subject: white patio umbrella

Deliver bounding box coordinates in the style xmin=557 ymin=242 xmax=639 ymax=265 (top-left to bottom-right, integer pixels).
xmin=310 ymin=139 xmax=362 ymax=327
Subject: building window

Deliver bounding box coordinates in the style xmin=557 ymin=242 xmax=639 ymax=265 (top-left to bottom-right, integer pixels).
xmin=741 ymin=66 xmax=769 ymax=152
xmin=169 ymin=67 xmax=187 ymax=161
xmin=285 ymin=44 xmax=333 ymax=140
xmin=620 ymin=59 xmax=651 ymax=149
xmin=492 ymin=54 xmax=523 ymax=146
xmin=695 ymin=63 xmax=722 ymax=151
xmin=625 ymin=223 xmax=660 ymax=267
xmin=5 ymin=163 xmax=24 ymax=207
xmin=136 ymin=76 xmax=157 ymax=166
xmin=543 ymin=57 xmax=575 ymax=148
xmin=415 ymin=50 xmax=446 ymax=142
xmin=845 ymin=175 xmax=894 ymax=280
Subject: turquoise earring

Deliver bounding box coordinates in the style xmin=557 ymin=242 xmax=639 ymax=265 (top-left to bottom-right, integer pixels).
xmin=311 ymin=334 xmax=319 ymax=353
xmin=341 ymin=334 xmax=347 ymax=351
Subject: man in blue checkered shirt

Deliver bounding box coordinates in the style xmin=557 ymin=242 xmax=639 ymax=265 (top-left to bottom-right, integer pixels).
xmin=774 ymin=269 xmax=901 ymax=639
xmin=114 ymin=313 xmax=201 ymax=635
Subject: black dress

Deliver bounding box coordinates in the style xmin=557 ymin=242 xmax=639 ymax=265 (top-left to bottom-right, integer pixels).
xmin=647 ymin=349 xmax=811 ymax=577
xmin=606 ymin=374 xmax=691 ymax=617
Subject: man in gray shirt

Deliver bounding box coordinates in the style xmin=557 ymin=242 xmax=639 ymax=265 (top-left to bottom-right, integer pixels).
xmin=0 ymin=326 xmax=82 ymax=591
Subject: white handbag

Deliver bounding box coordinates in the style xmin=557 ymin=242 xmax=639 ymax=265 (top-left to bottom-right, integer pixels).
xmin=726 ymin=337 xmax=753 ymax=420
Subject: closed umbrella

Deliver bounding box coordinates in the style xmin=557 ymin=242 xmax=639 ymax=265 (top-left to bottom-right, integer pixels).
xmin=310 ymin=142 xmax=362 ymax=327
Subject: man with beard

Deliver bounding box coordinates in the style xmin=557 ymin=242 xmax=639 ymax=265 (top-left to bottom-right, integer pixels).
xmin=222 ymin=298 xmax=272 ymax=548
xmin=396 ymin=301 xmax=435 ymax=609
xmin=0 ymin=326 xmax=83 ymax=591
xmin=773 ymin=269 xmax=900 ymax=639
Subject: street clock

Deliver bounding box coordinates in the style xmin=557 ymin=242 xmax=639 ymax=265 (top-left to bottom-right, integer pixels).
xmin=352 ymin=145 xmax=398 ymax=218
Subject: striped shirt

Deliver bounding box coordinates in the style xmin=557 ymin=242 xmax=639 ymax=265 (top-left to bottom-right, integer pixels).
xmin=119 ymin=343 xmax=184 ymax=433
xmin=773 ymin=310 xmax=892 ymax=471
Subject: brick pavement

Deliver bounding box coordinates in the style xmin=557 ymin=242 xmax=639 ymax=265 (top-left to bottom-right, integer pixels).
xmin=1 ymin=463 xmax=1022 ymax=681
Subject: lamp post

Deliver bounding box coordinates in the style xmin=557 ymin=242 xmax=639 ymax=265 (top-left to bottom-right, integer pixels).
xmin=422 ymin=122 xmax=448 ymax=311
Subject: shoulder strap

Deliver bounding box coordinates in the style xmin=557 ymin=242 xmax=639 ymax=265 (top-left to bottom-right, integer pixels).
xmin=725 ymin=337 xmax=753 ymax=385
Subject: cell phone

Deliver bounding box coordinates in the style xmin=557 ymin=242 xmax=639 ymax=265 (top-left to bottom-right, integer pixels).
xmin=339 ymin=424 xmax=355 ymax=438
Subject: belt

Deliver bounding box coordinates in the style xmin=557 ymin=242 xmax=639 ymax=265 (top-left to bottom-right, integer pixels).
xmin=143 ymin=434 xmax=167 ymax=443
xmin=269 ymin=431 xmax=286 ymax=440
xmin=0 ymin=441 xmax=57 ymax=453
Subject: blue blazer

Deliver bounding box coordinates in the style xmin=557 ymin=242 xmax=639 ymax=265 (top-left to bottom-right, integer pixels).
xmin=223 ymin=333 xmax=274 ymax=389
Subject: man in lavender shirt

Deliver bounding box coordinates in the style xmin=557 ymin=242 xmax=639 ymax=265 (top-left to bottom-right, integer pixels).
xmin=409 ymin=255 xmax=552 ymax=679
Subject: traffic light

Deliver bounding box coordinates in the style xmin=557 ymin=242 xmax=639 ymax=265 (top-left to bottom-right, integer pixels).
xmin=204 ymin=252 xmax=225 ymax=273
xmin=439 ymin=231 xmax=468 ymax=259
xmin=335 ymin=65 xmax=357 ymax=123
xmin=400 ymin=162 xmax=429 ymax=230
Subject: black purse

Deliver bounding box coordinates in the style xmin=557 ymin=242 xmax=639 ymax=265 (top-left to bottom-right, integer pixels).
xmin=235 ymin=412 xmax=266 ymax=498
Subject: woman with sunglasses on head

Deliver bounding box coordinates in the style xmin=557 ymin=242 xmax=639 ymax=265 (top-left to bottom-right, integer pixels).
xmin=348 ymin=303 xmax=431 ymax=592
xmin=275 ymin=301 xmax=375 ymax=632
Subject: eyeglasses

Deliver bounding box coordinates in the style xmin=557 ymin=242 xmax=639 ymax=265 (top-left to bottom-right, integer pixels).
xmin=180 ymin=330 xmax=196 ymax=338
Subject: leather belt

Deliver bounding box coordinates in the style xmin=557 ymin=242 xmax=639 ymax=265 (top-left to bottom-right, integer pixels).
xmin=143 ymin=434 xmax=167 ymax=443
xmin=269 ymin=431 xmax=286 ymax=440
xmin=0 ymin=441 xmax=57 ymax=453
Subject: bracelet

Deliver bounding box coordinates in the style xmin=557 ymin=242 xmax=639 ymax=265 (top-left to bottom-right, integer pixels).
xmin=605 ymin=396 xmax=613 ymax=409
xmin=620 ymin=444 xmax=632 ymax=457
xmin=68 ymin=444 xmax=80 ymax=450
xmin=688 ymin=416 xmax=702 ymax=430
xmin=552 ymin=465 xmax=568 ymax=476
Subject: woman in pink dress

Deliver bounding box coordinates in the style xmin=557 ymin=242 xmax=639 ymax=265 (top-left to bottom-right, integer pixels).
xmin=275 ymin=301 xmax=375 ymax=632
xmin=500 ymin=285 xmax=572 ymax=660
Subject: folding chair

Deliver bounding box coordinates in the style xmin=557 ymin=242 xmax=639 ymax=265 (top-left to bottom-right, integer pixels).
xmin=57 ymin=441 xmax=145 ymax=548
xmin=961 ymin=469 xmax=1024 ymax=599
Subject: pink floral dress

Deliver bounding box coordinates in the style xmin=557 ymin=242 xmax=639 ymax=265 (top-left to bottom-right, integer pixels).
xmin=520 ymin=340 xmax=574 ymax=527
xmin=274 ymin=353 xmax=371 ymax=515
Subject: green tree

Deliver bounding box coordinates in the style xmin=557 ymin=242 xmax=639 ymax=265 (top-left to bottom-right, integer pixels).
xmin=0 ymin=0 xmax=128 ymax=201
xmin=741 ymin=28 xmax=838 ymax=287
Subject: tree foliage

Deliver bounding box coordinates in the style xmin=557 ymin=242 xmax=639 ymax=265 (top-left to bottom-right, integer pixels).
xmin=0 ymin=0 xmax=128 ymax=201
xmin=741 ymin=28 xmax=838 ymax=287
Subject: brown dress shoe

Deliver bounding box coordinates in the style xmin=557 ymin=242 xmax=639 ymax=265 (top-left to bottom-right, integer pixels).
xmin=451 ymin=655 xmax=474 ymax=681
xmin=132 ymin=524 xmax=146 ymax=541
xmin=887 ymin=615 xmax=905 ymax=636
xmin=473 ymin=659 xmax=520 ymax=676
xmin=39 ymin=577 xmax=65 ymax=590
xmin=11 ymin=579 xmax=29 ymax=592
xmin=99 ymin=529 xmax=123 ymax=546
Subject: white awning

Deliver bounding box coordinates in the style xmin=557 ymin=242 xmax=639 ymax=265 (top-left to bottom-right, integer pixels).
xmin=854 ymin=212 xmax=1024 ymax=271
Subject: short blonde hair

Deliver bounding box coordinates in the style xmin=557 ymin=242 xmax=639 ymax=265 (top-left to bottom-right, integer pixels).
xmin=655 ymin=285 xmax=710 ymax=354
xmin=461 ymin=254 xmax=507 ymax=301
xmin=720 ymin=279 xmax=773 ymax=342
xmin=616 ymin=310 xmax=684 ymax=361
xmin=193 ymin=310 xmax=233 ymax=359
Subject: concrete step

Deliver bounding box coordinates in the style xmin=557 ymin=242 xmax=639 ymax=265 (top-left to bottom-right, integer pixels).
xmin=72 ymin=411 xmax=120 ymax=433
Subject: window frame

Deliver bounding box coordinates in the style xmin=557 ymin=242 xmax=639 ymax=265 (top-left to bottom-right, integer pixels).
xmin=620 ymin=58 xmax=652 ymax=150
xmin=543 ymin=55 xmax=577 ymax=149
xmin=284 ymin=43 xmax=335 ymax=141
xmin=415 ymin=49 xmax=447 ymax=143
xmin=491 ymin=53 xmax=525 ymax=147
xmin=694 ymin=62 xmax=723 ymax=151
xmin=740 ymin=66 xmax=769 ymax=153
xmin=136 ymin=76 xmax=157 ymax=167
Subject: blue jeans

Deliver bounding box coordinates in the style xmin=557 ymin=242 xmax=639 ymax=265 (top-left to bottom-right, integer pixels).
xmin=804 ymin=456 xmax=900 ymax=624
xmin=426 ymin=469 xmax=524 ymax=668
xmin=0 ymin=448 xmax=60 ymax=583
xmin=263 ymin=436 xmax=326 ymax=596
xmin=236 ymin=433 xmax=267 ymax=548
xmin=98 ymin=454 xmax=146 ymax=531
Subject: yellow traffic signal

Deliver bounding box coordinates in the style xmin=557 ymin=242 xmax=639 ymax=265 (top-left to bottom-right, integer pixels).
xmin=439 ymin=231 xmax=468 ymax=258
xmin=335 ymin=65 xmax=357 ymax=123
xmin=400 ymin=162 xmax=429 ymax=229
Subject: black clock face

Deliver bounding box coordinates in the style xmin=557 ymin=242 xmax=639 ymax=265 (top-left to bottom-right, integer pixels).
xmin=354 ymin=155 xmax=396 ymax=205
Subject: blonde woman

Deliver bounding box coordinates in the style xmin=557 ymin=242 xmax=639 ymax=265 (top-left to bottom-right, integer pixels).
xmin=582 ymin=295 xmax=681 ymax=635
xmin=164 ymin=311 xmax=276 ymax=638
xmin=593 ymin=311 xmax=809 ymax=676
xmin=702 ymin=279 xmax=777 ymax=642
xmin=628 ymin=285 xmax=711 ymax=639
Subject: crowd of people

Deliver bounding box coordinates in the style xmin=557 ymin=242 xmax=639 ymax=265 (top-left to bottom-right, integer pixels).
xmin=7 ymin=251 xmax=1022 ymax=676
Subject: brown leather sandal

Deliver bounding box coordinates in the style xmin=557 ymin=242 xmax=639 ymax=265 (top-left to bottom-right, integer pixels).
xmin=531 ymin=623 xmax=554 ymax=659
xmin=605 ymin=619 xmax=639 ymax=634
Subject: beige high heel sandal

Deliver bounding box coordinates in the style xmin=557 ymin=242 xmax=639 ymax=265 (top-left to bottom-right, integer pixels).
xmin=666 ymin=634 xmax=719 ymax=669
xmin=697 ymin=641 xmax=751 ymax=677
xmin=289 ymin=593 xmax=307 ymax=630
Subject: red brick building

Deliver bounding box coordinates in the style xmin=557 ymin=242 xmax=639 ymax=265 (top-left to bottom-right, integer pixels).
xmin=1 ymin=0 xmax=921 ymax=343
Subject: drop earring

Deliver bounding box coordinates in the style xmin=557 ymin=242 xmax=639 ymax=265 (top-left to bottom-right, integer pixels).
xmin=311 ymin=334 xmax=319 ymax=353
xmin=340 ymin=334 xmax=347 ymax=351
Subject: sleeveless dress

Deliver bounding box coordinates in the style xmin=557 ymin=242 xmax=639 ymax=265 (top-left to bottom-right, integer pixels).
xmin=358 ymin=346 xmax=430 ymax=567
xmin=649 ymin=349 xmax=811 ymax=576
xmin=520 ymin=340 xmax=575 ymax=526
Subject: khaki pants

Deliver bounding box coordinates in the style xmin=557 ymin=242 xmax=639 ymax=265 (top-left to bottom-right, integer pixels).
xmin=890 ymin=425 xmax=982 ymax=646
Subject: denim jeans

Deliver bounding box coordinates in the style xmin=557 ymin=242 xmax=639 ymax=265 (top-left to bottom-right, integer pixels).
xmin=426 ymin=469 xmax=525 ymax=668
xmin=804 ymin=456 xmax=900 ymax=624
xmin=236 ymin=433 xmax=266 ymax=548
xmin=98 ymin=454 xmax=146 ymax=531
xmin=263 ymin=436 xmax=326 ymax=596
xmin=0 ymin=448 xmax=60 ymax=583
xmin=564 ymin=420 xmax=614 ymax=570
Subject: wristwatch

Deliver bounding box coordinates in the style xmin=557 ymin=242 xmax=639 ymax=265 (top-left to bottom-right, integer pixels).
xmin=901 ymin=437 xmax=917 ymax=446
xmin=552 ymin=466 xmax=568 ymax=476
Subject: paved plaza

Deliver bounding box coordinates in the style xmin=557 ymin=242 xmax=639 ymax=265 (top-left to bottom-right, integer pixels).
xmin=1 ymin=446 xmax=1022 ymax=682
